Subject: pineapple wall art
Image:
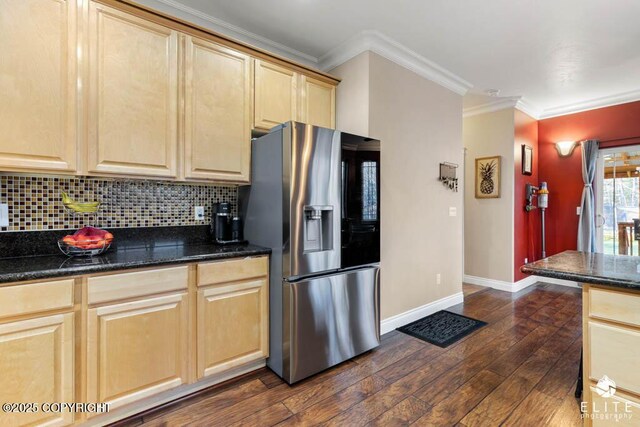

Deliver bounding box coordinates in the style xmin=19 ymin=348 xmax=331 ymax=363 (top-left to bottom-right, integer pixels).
xmin=475 ymin=156 xmax=501 ymax=198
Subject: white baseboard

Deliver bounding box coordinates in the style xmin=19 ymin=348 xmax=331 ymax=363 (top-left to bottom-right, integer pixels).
xmin=464 ymin=274 xmax=516 ymax=292
xmin=464 ymin=274 xmax=579 ymax=293
xmin=533 ymin=276 xmax=580 ymax=288
xmin=380 ymin=292 xmax=464 ymax=335
xmin=513 ymin=275 xmax=540 ymax=292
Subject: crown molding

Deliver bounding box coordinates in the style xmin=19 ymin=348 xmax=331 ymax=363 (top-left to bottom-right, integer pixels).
xmin=137 ymin=0 xmax=319 ymax=66
xmin=463 ymin=97 xmax=520 ymax=118
xmin=319 ymin=30 xmax=473 ymax=96
xmin=515 ymin=98 xmax=541 ymax=120
xmin=539 ymin=88 xmax=640 ymax=119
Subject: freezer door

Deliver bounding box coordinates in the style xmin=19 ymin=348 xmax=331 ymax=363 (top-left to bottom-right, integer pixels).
xmin=283 ymin=267 xmax=380 ymax=383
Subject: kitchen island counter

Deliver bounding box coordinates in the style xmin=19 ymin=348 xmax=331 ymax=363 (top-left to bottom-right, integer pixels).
xmin=521 ymin=250 xmax=640 ymax=290
xmin=524 ymin=250 xmax=640 ymax=426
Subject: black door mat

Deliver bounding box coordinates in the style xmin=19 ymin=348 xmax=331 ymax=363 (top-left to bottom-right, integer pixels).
xmin=397 ymin=310 xmax=487 ymax=348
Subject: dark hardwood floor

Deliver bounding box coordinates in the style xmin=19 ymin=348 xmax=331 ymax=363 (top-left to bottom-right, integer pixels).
xmin=118 ymin=283 xmax=583 ymax=426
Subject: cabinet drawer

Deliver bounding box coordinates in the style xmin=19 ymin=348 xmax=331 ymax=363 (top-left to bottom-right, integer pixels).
xmin=0 ymin=279 xmax=74 ymax=319
xmin=589 ymin=320 xmax=640 ymax=395
xmin=88 ymin=266 xmax=188 ymax=305
xmin=588 ymin=386 xmax=640 ymax=426
xmin=197 ymin=256 xmax=268 ymax=287
xmin=590 ymin=287 xmax=640 ymax=327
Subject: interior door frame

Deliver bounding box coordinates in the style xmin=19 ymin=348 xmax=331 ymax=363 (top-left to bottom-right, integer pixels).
xmin=595 ymin=145 xmax=640 ymax=253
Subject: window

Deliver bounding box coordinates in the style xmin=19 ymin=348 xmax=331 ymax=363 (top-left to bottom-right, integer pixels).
xmin=361 ymin=161 xmax=378 ymax=221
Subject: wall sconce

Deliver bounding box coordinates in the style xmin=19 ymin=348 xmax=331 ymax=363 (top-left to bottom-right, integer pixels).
xmin=555 ymin=140 xmax=577 ymax=157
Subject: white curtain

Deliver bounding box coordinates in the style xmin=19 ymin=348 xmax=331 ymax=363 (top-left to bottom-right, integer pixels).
xmin=577 ymin=140 xmax=599 ymax=252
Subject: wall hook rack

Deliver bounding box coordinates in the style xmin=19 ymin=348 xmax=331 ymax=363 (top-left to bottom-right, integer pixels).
xmin=439 ymin=162 xmax=459 ymax=192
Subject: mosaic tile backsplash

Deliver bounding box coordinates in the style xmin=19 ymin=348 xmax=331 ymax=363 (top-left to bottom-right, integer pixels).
xmin=0 ymin=175 xmax=238 ymax=232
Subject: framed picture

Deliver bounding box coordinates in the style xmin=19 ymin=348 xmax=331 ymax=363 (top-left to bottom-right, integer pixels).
xmin=522 ymin=145 xmax=533 ymax=176
xmin=475 ymin=156 xmax=501 ymax=198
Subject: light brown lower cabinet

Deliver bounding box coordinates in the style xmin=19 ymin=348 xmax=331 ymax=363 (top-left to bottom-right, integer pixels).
xmin=0 ymin=313 xmax=74 ymax=427
xmin=583 ymin=284 xmax=640 ymax=427
xmin=197 ymin=278 xmax=269 ymax=378
xmin=587 ymin=386 xmax=640 ymax=426
xmin=0 ymin=256 xmax=269 ymax=426
xmin=86 ymin=293 xmax=189 ymax=411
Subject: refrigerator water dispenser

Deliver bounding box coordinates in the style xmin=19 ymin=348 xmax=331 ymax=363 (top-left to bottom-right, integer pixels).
xmin=304 ymin=206 xmax=334 ymax=253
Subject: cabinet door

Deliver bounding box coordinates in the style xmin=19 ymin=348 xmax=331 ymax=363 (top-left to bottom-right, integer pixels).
xmin=299 ymin=75 xmax=336 ymax=129
xmin=197 ymin=279 xmax=268 ymax=378
xmin=0 ymin=0 xmax=77 ymax=172
xmin=87 ymin=2 xmax=179 ymax=178
xmin=0 ymin=314 xmax=74 ymax=427
xmin=254 ymin=60 xmax=297 ymax=131
xmin=184 ymin=36 xmax=252 ymax=182
xmin=87 ymin=293 xmax=188 ymax=410
xmin=588 ymin=386 xmax=640 ymax=426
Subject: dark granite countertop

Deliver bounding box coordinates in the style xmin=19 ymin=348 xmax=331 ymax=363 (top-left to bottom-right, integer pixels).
xmin=0 ymin=226 xmax=270 ymax=284
xmin=521 ymin=250 xmax=640 ymax=290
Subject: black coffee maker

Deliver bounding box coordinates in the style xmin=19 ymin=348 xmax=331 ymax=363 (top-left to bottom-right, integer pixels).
xmin=211 ymin=202 xmax=246 ymax=245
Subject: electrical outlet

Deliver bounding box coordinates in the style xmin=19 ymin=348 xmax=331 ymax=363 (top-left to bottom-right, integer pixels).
xmin=576 ymin=206 xmax=581 ymax=215
xmin=0 ymin=204 xmax=8 ymax=227
xmin=194 ymin=206 xmax=205 ymax=220
xmin=449 ymin=207 xmax=457 ymax=217
xmin=524 ymin=257 xmax=528 ymax=264
xmin=436 ymin=273 xmax=441 ymax=285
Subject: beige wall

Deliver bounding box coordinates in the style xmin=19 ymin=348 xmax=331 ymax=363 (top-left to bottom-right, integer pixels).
xmin=332 ymin=51 xmax=370 ymax=136
xmin=463 ymin=109 xmax=515 ymax=283
xmin=333 ymin=52 xmax=464 ymax=320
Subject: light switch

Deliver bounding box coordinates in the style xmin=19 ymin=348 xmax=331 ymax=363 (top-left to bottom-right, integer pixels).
xmin=576 ymin=206 xmax=581 ymax=215
xmin=0 ymin=204 xmax=8 ymax=227
xmin=449 ymin=207 xmax=457 ymax=217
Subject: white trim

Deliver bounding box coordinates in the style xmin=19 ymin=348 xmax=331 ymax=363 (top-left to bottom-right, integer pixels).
xmin=135 ymin=0 xmax=318 ymax=66
xmin=463 ymin=97 xmax=520 ymax=118
xmin=464 ymin=274 xmax=579 ymax=292
xmin=539 ymin=88 xmax=640 ymax=119
xmin=464 ymin=274 xmax=520 ymax=292
xmin=466 ymin=89 xmax=640 ymax=121
xmin=513 ymin=275 xmax=539 ymax=292
xmin=380 ymin=292 xmax=464 ymax=335
xmin=319 ymin=30 xmax=473 ymax=96
xmin=515 ymin=98 xmax=542 ymax=120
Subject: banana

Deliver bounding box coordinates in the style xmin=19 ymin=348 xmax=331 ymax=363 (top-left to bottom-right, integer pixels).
xmin=61 ymin=192 xmax=101 ymax=214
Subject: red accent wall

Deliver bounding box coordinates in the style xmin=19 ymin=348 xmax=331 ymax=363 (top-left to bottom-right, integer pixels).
xmin=514 ymin=110 xmax=539 ymax=281
xmin=538 ymin=100 xmax=640 ymax=256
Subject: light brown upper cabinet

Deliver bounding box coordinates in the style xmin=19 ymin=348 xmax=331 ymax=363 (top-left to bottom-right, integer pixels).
xmin=183 ymin=36 xmax=253 ymax=182
xmin=254 ymin=62 xmax=337 ymax=131
xmin=299 ymin=75 xmax=336 ymax=129
xmin=86 ymin=2 xmax=179 ymax=178
xmin=254 ymin=60 xmax=297 ymax=131
xmin=0 ymin=0 xmax=77 ymax=173
xmin=0 ymin=0 xmax=337 ymax=182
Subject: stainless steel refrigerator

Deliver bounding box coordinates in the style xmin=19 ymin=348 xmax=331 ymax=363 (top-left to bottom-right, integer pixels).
xmin=240 ymin=122 xmax=381 ymax=384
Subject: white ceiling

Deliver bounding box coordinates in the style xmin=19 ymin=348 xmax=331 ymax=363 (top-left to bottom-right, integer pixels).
xmin=138 ymin=0 xmax=640 ymax=118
